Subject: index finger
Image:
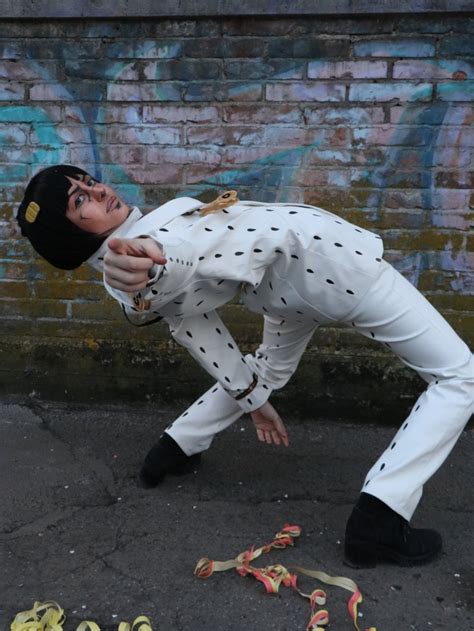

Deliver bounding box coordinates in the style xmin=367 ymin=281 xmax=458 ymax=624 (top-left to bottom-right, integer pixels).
xmin=104 ymin=250 xmax=155 ymax=272
xmin=275 ymin=418 xmax=289 ymax=447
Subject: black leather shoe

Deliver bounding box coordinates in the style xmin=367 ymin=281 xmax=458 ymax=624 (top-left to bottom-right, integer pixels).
xmin=344 ymin=493 xmax=442 ymax=568
xmin=139 ymin=433 xmax=202 ymax=488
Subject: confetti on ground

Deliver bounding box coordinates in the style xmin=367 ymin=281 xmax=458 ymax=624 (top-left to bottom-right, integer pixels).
xmin=195 ymin=524 xmax=377 ymax=631
xmin=10 ymin=600 xmax=152 ymax=631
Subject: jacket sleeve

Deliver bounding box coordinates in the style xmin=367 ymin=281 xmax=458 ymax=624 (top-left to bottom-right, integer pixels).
xmin=244 ymin=315 xmax=317 ymax=390
xmin=165 ymin=311 xmax=271 ymax=413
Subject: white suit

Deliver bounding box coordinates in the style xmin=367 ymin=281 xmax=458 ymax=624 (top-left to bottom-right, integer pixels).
xmin=89 ymin=198 xmax=474 ymax=521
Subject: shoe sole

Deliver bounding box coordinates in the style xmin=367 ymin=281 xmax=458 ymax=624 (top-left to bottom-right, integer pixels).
xmin=344 ymin=540 xmax=442 ymax=568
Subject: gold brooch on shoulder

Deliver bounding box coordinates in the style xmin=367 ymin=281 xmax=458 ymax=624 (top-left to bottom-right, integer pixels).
xmin=199 ymin=190 xmax=239 ymax=216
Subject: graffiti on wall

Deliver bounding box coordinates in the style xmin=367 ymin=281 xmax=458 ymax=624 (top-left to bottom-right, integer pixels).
xmin=1 ymin=38 xmax=472 ymax=291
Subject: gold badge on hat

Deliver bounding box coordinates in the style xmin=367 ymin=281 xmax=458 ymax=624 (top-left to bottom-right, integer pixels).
xmin=25 ymin=201 xmax=40 ymax=223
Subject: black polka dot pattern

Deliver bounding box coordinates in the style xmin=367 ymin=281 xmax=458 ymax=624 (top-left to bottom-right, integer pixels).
xmin=152 ymin=201 xmax=386 ymax=415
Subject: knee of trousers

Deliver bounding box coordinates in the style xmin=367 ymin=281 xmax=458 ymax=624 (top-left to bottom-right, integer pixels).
xmin=426 ymin=371 xmax=474 ymax=417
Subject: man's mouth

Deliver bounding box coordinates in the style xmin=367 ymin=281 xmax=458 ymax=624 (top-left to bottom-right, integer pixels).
xmin=107 ymin=197 xmax=121 ymax=213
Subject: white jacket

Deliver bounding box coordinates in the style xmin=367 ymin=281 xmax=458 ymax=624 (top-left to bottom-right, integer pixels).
xmin=89 ymin=199 xmax=384 ymax=414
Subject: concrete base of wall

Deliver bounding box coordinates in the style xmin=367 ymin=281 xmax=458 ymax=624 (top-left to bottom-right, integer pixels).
xmin=2 ymin=330 xmax=437 ymax=426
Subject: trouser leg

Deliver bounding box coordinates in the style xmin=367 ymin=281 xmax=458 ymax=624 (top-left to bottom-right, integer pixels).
xmin=166 ymin=318 xmax=318 ymax=456
xmin=165 ymin=382 xmax=243 ymax=456
xmin=344 ymin=261 xmax=474 ymax=520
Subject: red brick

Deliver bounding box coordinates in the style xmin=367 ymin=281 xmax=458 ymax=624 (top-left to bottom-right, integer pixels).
xmin=0 ymin=281 xmax=29 ymax=299
xmin=394 ymin=59 xmax=474 ymax=80
xmin=107 ymin=83 xmax=182 ymax=102
xmin=437 ymin=82 xmax=474 ymax=102
xmin=268 ymin=37 xmax=350 ymax=59
xmin=0 ymin=82 xmax=25 ymax=100
xmin=84 ymin=145 xmax=146 ymax=165
xmin=106 ymin=125 xmax=182 ymax=145
xmin=224 ymin=60 xmax=304 ymax=80
xmin=0 ymin=298 xmax=67 ymax=319
xmin=222 ymin=104 xmax=302 ymax=124
xmin=435 ymin=172 xmax=474 ymax=188
xmin=33 ymin=281 xmax=104 ymax=301
xmin=186 ymin=125 xmax=264 ymax=146
xmin=309 ymin=60 xmax=387 ymax=79
xmin=266 ymin=82 xmax=345 ymax=102
xmin=147 ymin=147 xmax=221 ymax=166
xmin=307 ymin=149 xmax=352 ymax=166
xmin=383 ymin=190 xmax=425 ymax=210
xmin=354 ymin=39 xmax=435 ymax=58
xmin=304 ymin=106 xmax=385 ymax=126
xmin=431 ymin=211 xmax=473 ymax=230
xmin=71 ymin=301 xmax=126 ymax=321
xmin=221 ymin=146 xmax=297 ymax=165
xmin=143 ymin=104 xmax=219 ymax=123
xmin=349 ymin=82 xmax=433 ymax=102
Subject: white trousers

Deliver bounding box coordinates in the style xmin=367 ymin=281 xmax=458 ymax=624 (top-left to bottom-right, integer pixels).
xmin=166 ymin=261 xmax=474 ymax=521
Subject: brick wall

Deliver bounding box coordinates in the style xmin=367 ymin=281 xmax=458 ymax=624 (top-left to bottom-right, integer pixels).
xmin=0 ymin=14 xmax=473 ymax=418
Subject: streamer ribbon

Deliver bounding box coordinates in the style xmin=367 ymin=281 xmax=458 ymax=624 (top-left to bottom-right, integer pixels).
xmin=10 ymin=601 xmax=152 ymax=631
xmin=194 ymin=524 xmax=376 ymax=631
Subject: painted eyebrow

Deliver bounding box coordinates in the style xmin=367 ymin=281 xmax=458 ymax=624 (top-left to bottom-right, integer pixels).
xmin=67 ymin=176 xmax=95 ymax=199
xmin=68 ymin=185 xmax=81 ymax=198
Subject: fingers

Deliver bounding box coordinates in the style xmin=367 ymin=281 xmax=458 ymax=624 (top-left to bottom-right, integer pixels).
xmin=104 ymin=256 xmax=153 ymax=291
xmin=107 ymin=237 xmax=129 ymax=256
xmin=108 ymin=237 xmax=166 ymax=265
xmin=274 ymin=416 xmax=289 ymax=447
xmin=255 ymin=421 xmax=289 ymax=447
xmin=103 ymin=239 xmax=165 ymax=291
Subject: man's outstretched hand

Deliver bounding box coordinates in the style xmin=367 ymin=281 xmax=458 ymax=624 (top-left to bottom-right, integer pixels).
xmin=250 ymin=401 xmax=289 ymax=447
xmin=104 ymin=237 xmax=166 ymax=292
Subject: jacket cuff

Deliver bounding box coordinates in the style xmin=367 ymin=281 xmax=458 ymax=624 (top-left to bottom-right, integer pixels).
xmin=231 ymin=380 xmax=271 ymax=413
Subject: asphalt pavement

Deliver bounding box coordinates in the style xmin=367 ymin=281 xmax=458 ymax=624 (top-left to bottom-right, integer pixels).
xmin=0 ymin=400 xmax=473 ymax=631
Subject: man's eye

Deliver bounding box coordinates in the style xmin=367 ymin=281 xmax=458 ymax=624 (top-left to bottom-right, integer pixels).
xmin=88 ymin=178 xmax=97 ymax=187
xmin=75 ymin=193 xmax=86 ymax=208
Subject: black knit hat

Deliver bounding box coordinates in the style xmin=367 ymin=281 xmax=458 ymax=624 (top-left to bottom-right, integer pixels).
xmin=17 ymin=164 xmax=107 ymax=270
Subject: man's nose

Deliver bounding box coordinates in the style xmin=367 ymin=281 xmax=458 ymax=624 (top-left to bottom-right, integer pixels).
xmin=90 ymin=183 xmax=106 ymax=201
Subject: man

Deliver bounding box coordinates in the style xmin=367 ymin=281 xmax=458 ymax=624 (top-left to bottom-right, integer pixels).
xmin=17 ymin=165 xmax=474 ymax=568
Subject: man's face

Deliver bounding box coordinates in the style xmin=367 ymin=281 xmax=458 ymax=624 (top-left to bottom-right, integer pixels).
xmin=65 ymin=173 xmax=130 ymax=236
